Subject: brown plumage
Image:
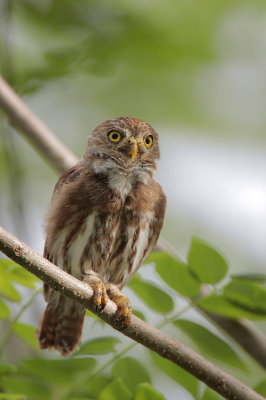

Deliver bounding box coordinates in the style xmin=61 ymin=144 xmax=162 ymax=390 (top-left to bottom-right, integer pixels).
xmin=37 ymin=117 xmax=166 ymax=355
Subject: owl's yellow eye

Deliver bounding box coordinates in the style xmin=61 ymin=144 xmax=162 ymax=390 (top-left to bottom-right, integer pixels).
xmin=144 ymin=135 xmax=153 ymax=148
xmin=108 ymin=130 xmax=121 ymax=143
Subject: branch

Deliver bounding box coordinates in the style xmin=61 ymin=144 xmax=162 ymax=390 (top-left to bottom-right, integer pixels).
xmin=0 ymin=76 xmax=266 ymax=370
xmin=0 ymin=75 xmax=78 ymax=173
xmin=0 ymin=227 xmax=264 ymax=400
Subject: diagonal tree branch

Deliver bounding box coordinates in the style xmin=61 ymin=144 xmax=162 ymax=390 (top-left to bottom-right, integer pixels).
xmin=0 ymin=226 xmax=264 ymax=400
xmin=0 ymin=75 xmax=78 ymax=172
xmin=0 ymin=75 xmax=266 ymax=370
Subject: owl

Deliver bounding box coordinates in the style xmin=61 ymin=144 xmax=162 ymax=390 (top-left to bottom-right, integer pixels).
xmin=37 ymin=117 xmax=166 ymax=355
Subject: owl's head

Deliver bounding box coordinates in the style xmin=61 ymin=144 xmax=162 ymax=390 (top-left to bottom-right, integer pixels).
xmin=85 ymin=117 xmax=160 ymax=179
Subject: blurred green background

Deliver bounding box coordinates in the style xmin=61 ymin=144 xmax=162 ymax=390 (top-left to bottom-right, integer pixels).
xmin=1 ymin=1 xmax=266 ymax=399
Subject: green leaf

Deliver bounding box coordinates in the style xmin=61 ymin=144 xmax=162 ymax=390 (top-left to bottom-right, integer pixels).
xmin=6 ymin=266 xmax=39 ymax=289
xmin=134 ymin=382 xmax=165 ymax=400
xmin=77 ymin=337 xmax=121 ymax=355
xmin=21 ymin=358 xmax=96 ymax=386
xmin=188 ymin=237 xmax=228 ymax=284
xmin=0 ymin=259 xmax=17 ymax=268
xmin=0 ymin=276 xmax=21 ymax=302
xmin=231 ymin=273 xmax=266 ymax=282
xmin=254 ymin=380 xmax=266 ymax=397
xmin=85 ymin=310 xmax=97 ymax=318
xmin=0 ymin=395 xmax=26 ymax=400
xmin=150 ymin=352 xmax=198 ymax=397
xmin=128 ymin=274 xmax=174 ymax=313
xmin=201 ymin=387 xmax=223 ymax=400
xmin=0 ymin=259 xmax=38 ymax=302
xmin=0 ymin=363 xmax=17 ymax=375
xmin=132 ymin=309 xmax=146 ymax=321
xmin=224 ymin=280 xmax=266 ymax=313
xmin=99 ymin=378 xmax=132 ymax=400
xmin=149 ymin=251 xmax=200 ymax=298
xmin=85 ymin=309 xmax=105 ymax=326
xmin=0 ymin=298 xmax=10 ymax=319
xmin=81 ymin=375 xmax=111 ymax=398
xmin=173 ymin=319 xmax=247 ymax=371
xmin=12 ymin=322 xmax=38 ymax=349
xmin=0 ymin=260 xmax=38 ymax=290
xmin=112 ymin=357 xmax=150 ymax=393
xmin=198 ymin=294 xmax=266 ymax=320
xmin=1 ymin=376 xmax=51 ymax=399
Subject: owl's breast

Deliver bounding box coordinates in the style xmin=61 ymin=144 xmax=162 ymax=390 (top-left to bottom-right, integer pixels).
xmin=104 ymin=208 xmax=155 ymax=288
xmin=63 ymin=204 xmax=156 ymax=289
xmin=72 ymin=210 xmax=120 ymax=278
xmin=52 ymin=176 xmax=159 ymax=288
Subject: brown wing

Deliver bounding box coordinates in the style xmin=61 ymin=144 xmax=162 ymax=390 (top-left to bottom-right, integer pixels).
xmin=43 ymin=163 xmax=81 ymax=299
xmin=138 ymin=184 xmax=166 ymax=269
xmin=43 ymin=162 xmax=81 ymax=260
xmin=152 ymin=186 xmax=167 ymax=246
xmin=52 ymin=164 xmax=81 ymax=200
xmin=133 ymin=182 xmax=166 ymax=271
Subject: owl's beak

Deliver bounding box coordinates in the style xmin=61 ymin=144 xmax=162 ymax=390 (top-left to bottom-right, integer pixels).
xmin=127 ymin=137 xmax=138 ymax=160
xmin=130 ymin=142 xmax=138 ymax=160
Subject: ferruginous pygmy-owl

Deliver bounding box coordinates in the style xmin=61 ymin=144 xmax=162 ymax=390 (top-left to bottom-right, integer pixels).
xmin=37 ymin=117 xmax=166 ymax=355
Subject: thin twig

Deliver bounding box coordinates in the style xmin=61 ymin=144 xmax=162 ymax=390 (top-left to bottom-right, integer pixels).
xmin=0 ymin=226 xmax=264 ymax=400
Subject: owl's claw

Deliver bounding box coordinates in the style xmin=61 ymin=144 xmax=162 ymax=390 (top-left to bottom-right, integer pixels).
xmin=106 ymin=283 xmax=132 ymax=328
xmin=95 ymin=304 xmax=106 ymax=313
xmin=83 ymin=275 xmax=108 ymax=313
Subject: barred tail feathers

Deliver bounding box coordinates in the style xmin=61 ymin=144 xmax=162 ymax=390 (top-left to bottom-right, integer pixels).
xmin=37 ymin=294 xmax=85 ymax=356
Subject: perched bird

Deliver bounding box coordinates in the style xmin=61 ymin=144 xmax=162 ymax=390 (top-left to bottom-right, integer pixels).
xmin=37 ymin=117 xmax=166 ymax=355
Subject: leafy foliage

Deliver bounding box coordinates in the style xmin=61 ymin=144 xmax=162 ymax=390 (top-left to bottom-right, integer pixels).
xmin=173 ymin=319 xmax=247 ymax=371
xmin=1 ymin=229 xmax=266 ymax=400
xmin=0 ymin=299 xmax=10 ymax=320
xmin=77 ymin=337 xmax=121 ymax=355
xmin=201 ymin=387 xmax=223 ymax=400
xmin=150 ymin=352 xmax=198 ymax=397
xmin=0 ymin=259 xmax=39 ymax=302
xmin=112 ymin=357 xmax=150 ymax=393
xmin=128 ymin=274 xmax=174 ymax=314
xmin=1 ymin=376 xmax=52 ymax=399
xmin=80 ymin=375 xmax=111 ymax=398
xmin=188 ymin=237 xmax=228 ymax=284
xmin=12 ymin=322 xmax=39 ymax=350
xmin=254 ymin=380 xmax=266 ymax=397
xmin=20 ymin=357 xmax=97 ymax=386
xmin=98 ymin=377 xmax=131 ymax=400
xmin=148 ymin=252 xmax=200 ymax=298
xmin=1 ymin=238 xmax=266 ymax=399
xmin=198 ymin=293 xmax=266 ymax=320
xmin=133 ymin=383 xmax=165 ymax=400
xmin=223 ymin=280 xmax=266 ymax=313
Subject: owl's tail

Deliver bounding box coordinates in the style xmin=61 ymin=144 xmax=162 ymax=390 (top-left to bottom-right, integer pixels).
xmin=36 ymin=294 xmax=85 ymax=356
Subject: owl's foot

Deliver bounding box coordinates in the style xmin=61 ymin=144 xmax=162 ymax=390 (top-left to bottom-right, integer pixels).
xmin=106 ymin=283 xmax=132 ymax=328
xmin=83 ymin=275 xmax=108 ymax=313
